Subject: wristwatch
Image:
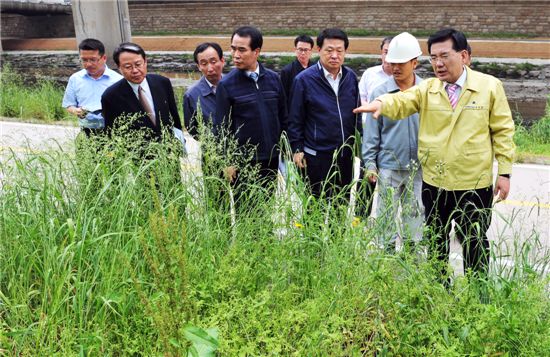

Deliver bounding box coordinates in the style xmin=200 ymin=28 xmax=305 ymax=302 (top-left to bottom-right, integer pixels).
xmin=499 ymin=174 xmax=511 ymax=178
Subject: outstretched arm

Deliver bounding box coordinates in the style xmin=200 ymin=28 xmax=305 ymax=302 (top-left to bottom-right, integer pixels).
xmin=353 ymin=99 xmax=383 ymax=119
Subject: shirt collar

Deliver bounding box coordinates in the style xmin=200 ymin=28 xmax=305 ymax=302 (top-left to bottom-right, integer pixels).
xmin=318 ymin=61 xmax=342 ymax=80
xmin=387 ymin=74 xmax=422 ymax=93
xmin=245 ymin=63 xmax=260 ymax=78
xmin=81 ymin=65 xmax=113 ymax=80
xmin=446 ymin=65 xmax=467 ymax=88
xmin=200 ymin=76 xmax=217 ymax=96
xmin=128 ymin=77 xmax=150 ymax=97
xmin=204 ymin=77 xmax=215 ymax=88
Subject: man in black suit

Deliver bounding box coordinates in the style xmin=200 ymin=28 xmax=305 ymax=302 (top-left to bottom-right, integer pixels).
xmin=279 ymin=34 xmax=314 ymax=105
xmin=101 ymin=42 xmax=183 ymax=143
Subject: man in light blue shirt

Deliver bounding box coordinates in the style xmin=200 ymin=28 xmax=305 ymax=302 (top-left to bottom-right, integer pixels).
xmin=62 ymin=38 xmax=122 ymax=134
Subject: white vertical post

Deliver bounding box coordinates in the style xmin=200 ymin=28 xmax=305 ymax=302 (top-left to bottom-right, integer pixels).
xmin=71 ymin=0 xmax=132 ymax=68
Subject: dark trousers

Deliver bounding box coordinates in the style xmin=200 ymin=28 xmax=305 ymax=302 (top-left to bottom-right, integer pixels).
xmin=422 ymin=182 xmax=493 ymax=276
xmin=304 ymin=147 xmax=353 ymax=201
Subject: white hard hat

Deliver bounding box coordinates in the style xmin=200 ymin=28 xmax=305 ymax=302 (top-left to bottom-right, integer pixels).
xmin=385 ymin=32 xmax=422 ymax=63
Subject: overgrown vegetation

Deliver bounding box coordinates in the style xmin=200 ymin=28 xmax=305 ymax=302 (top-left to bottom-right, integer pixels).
xmin=0 ymin=65 xmax=71 ymax=122
xmin=514 ymin=96 xmax=550 ymax=159
xmin=1 ymin=117 xmax=549 ymax=355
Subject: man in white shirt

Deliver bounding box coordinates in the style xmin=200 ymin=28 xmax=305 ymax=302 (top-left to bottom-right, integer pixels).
xmin=356 ymin=36 xmax=393 ymax=218
xmin=358 ymin=36 xmax=393 ymax=105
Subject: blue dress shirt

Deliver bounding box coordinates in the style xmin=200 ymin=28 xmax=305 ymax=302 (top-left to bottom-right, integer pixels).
xmin=62 ymin=66 xmax=123 ymax=112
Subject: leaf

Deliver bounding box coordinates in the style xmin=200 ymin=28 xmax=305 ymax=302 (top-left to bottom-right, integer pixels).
xmin=187 ymin=346 xmax=199 ymax=357
xmin=184 ymin=325 xmax=219 ymax=357
xmin=169 ymin=337 xmax=181 ymax=348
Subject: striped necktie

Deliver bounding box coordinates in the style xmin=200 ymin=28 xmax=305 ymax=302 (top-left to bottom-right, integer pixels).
xmin=446 ymin=83 xmax=460 ymax=109
xmin=138 ymin=85 xmax=156 ymax=126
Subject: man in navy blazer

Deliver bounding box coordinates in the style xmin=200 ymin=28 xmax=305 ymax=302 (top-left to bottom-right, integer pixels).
xmin=101 ymin=42 xmax=182 ymax=143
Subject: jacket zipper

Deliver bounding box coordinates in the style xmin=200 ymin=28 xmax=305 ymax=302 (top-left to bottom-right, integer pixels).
xmin=319 ymin=66 xmax=347 ymax=157
xmin=335 ymin=76 xmax=345 ymax=157
xmin=335 ymin=94 xmax=345 ymax=157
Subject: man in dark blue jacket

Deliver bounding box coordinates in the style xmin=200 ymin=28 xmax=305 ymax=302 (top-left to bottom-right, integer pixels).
xmin=214 ymin=26 xmax=287 ymax=190
xmin=288 ymin=28 xmax=361 ymax=200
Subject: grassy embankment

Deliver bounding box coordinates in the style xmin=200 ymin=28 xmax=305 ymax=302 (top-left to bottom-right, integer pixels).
xmin=1 ymin=117 xmax=549 ymax=355
xmin=1 ymin=65 xmax=549 ymax=159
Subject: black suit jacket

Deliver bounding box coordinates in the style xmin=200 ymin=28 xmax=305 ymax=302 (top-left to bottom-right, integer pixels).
xmin=101 ymin=74 xmax=182 ymax=141
xmin=280 ymin=59 xmax=311 ymax=106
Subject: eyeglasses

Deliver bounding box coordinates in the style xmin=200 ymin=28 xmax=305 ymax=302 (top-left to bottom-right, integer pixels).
xmin=80 ymin=57 xmax=102 ymax=64
xmin=296 ymin=48 xmax=312 ymax=53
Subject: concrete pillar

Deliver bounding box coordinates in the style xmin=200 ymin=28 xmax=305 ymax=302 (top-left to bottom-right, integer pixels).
xmin=71 ymin=0 xmax=131 ymax=68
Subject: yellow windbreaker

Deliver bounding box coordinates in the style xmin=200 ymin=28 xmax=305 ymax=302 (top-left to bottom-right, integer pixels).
xmin=379 ymin=66 xmax=515 ymax=191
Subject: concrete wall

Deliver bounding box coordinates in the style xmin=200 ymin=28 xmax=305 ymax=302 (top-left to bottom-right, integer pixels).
xmin=2 ymin=0 xmax=549 ymax=38
xmin=1 ymin=13 xmax=75 ymax=38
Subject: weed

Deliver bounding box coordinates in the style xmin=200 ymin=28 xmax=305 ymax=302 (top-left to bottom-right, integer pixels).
xmin=0 ymin=93 xmax=548 ymax=356
xmin=515 ymin=96 xmax=550 ymax=157
xmin=0 ymin=65 xmax=71 ymax=122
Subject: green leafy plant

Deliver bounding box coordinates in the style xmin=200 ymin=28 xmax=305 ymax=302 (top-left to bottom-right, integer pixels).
xmin=0 ymin=107 xmax=548 ymax=355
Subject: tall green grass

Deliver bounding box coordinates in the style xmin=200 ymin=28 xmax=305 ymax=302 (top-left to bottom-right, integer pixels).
xmin=1 ymin=106 xmax=549 ymax=356
xmin=0 ymin=65 xmax=71 ymax=122
xmin=515 ymin=96 xmax=550 ymax=158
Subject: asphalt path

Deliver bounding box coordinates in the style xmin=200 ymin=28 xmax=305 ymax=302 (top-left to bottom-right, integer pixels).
xmin=1 ymin=120 xmax=549 ymax=275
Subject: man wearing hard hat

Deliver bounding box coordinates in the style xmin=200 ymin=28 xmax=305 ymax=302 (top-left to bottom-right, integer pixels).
xmin=354 ymin=28 xmax=515 ymax=280
xmin=362 ymin=32 xmax=424 ymax=251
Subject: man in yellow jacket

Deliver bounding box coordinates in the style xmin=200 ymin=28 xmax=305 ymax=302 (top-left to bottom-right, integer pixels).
xmin=354 ymin=28 xmax=515 ymax=279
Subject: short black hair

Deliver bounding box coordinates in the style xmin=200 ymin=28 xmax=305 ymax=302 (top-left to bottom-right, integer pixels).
xmin=466 ymin=43 xmax=472 ymax=55
xmin=380 ymin=36 xmax=394 ymax=50
xmin=294 ymin=34 xmax=314 ymax=48
xmin=113 ymin=42 xmax=146 ymax=66
xmin=78 ymin=38 xmax=105 ymax=56
xmin=316 ymin=28 xmax=349 ymax=50
xmin=193 ymin=42 xmax=223 ymax=64
xmin=427 ymin=28 xmax=468 ymax=54
xmin=231 ymin=26 xmax=263 ymax=50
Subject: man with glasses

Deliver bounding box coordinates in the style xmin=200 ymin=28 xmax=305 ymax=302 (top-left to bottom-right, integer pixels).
xmin=214 ymin=26 xmax=287 ymax=194
xmin=280 ymin=34 xmax=314 ymax=104
xmin=288 ymin=28 xmax=361 ymax=201
xmin=62 ymin=38 xmax=122 ymax=135
xmin=354 ymin=28 xmax=515 ymax=279
xmin=101 ymin=42 xmax=183 ymax=144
